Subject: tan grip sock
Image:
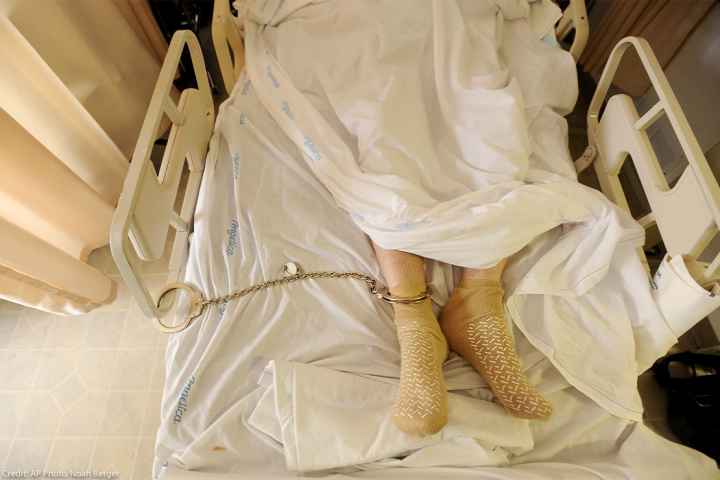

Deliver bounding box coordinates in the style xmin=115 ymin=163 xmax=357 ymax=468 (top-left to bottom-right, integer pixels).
xmin=440 ymin=280 xmax=552 ymax=420
xmin=371 ymin=243 xmax=448 ymax=434
xmin=392 ymin=299 xmax=449 ymax=436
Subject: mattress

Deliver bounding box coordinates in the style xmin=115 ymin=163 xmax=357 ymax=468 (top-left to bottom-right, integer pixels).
xmin=154 ymin=1 xmax=717 ymax=478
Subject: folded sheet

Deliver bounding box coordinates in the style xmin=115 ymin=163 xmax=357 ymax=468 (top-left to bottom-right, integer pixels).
xmin=247 ymin=361 xmax=533 ymax=472
xmin=652 ymin=254 xmax=720 ymax=338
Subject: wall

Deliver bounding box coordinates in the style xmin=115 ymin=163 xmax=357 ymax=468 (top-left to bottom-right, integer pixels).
xmin=636 ymin=5 xmax=720 ymax=184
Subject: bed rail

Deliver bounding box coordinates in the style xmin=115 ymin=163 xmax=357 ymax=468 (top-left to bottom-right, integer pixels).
xmin=213 ymin=0 xmax=245 ymax=95
xmin=580 ymin=37 xmax=720 ymax=284
xmin=555 ymin=0 xmax=589 ymax=61
xmin=110 ymin=31 xmax=214 ymax=319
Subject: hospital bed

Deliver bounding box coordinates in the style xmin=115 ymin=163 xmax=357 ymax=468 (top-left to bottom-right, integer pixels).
xmin=109 ymin=0 xmax=720 ymax=478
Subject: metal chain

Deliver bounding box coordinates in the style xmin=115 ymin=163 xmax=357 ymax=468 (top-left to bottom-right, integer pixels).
xmin=154 ymin=265 xmax=432 ymax=333
xmin=200 ymin=271 xmax=381 ymax=307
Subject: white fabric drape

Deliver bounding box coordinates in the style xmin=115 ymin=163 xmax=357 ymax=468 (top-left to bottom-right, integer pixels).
xmin=0 ymin=0 xmax=164 ymax=314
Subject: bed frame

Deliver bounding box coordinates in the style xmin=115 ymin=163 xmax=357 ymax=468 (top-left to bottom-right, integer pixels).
xmin=110 ymin=31 xmax=214 ymax=319
xmin=578 ymin=37 xmax=720 ymax=284
xmin=110 ymin=0 xmax=720 ymax=330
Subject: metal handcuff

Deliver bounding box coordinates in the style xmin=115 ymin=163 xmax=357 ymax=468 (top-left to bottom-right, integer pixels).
xmin=154 ymin=262 xmax=430 ymax=334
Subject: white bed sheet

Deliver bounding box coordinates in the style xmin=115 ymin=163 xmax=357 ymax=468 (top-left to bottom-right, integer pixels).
xmin=154 ymin=77 xmax=716 ymax=479
xmin=154 ymin=1 xmax=717 ymax=478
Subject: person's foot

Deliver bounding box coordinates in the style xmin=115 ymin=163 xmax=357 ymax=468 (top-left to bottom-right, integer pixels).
xmin=392 ymin=299 xmax=449 ymax=436
xmin=439 ymin=278 xmax=552 ymax=420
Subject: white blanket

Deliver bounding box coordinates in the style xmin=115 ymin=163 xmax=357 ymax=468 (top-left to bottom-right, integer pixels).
xmin=245 ymin=0 xmax=584 ymax=267
xmin=154 ymin=0 xmax=717 ymax=478
xmin=241 ymin=0 xmax=674 ymax=422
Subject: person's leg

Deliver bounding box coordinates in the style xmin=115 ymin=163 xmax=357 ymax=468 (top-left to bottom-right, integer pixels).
xmin=439 ymin=259 xmax=552 ymax=419
xmin=372 ymin=242 xmax=448 ymax=435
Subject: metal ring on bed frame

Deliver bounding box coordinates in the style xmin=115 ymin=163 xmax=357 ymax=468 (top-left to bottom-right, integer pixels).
xmin=155 ymin=282 xmax=206 ymax=334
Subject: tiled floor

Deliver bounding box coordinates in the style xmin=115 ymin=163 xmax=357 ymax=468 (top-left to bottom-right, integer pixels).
xmin=0 ymin=247 xmax=169 ymax=479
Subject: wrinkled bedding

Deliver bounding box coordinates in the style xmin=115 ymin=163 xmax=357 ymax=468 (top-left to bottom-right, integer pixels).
xmin=155 ymin=1 xmax=718 ymax=478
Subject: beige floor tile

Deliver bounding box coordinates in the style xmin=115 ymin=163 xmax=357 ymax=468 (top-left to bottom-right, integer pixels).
xmin=77 ymin=350 xmax=117 ymax=390
xmin=0 ymin=393 xmax=26 ymax=438
xmin=132 ymin=437 xmax=156 ymax=480
xmin=51 ymin=373 xmax=87 ymax=413
xmin=1 ymin=271 xmax=170 ymax=477
xmin=120 ymin=304 xmax=165 ymax=348
xmin=58 ymin=391 xmax=108 ymax=437
xmin=0 ymin=438 xmax=11 ymax=469
xmin=10 ymin=310 xmax=54 ymax=349
xmin=17 ymin=392 xmax=61 ymax=438
xmin=101 ymin=391 xmax=146 ymax=436
xmin=0 ymin=350 xmax=41 ymax=390
xmin=156 ymin=331 xmax=169 ymax=348
xmin=0 ymin=313 xmax=20 ymax=348
xmin=5 ymin=438 xmax=52 ymax=471
xmin=112 ymin=350 xmax=154 ymax=390
xmin=34 ymin=350 xmax=79 ymax=390
xmin=149 ymin=349 xmax=166 ymax=391
xmin=85 ymin=311 xmax=126 ymax=349
xmin=142 ymin=390 xmax=163 ymax=436
xmin=91 ymin=438 xmax=138 ymax=480
xmin=44 ymin=315 xmax=90 ymax=349
xmin=45 ymin=437 xmax=94 ymax=471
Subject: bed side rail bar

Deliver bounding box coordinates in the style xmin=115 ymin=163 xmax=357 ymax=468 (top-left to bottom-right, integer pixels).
xmin=582 ymin=36 xmax=720 ymax=283
xmin=556 ymin=0 xmax=589 ymax=61
xmin=213 ymin=0 xmax=245 ymax=94
xmin=110 ymin=31 xmax=215 ymax=319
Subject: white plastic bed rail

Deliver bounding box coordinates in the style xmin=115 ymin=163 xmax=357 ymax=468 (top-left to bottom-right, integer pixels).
xmin=213 ymin=0 xmax=245 ymax=94
xmin=555 ymin=0 xmax=589 ymax=62
xmin=110 ymin=31 xmax=215 ymax=319
xmin=579 ymin=37 xmax=720 ymax=284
